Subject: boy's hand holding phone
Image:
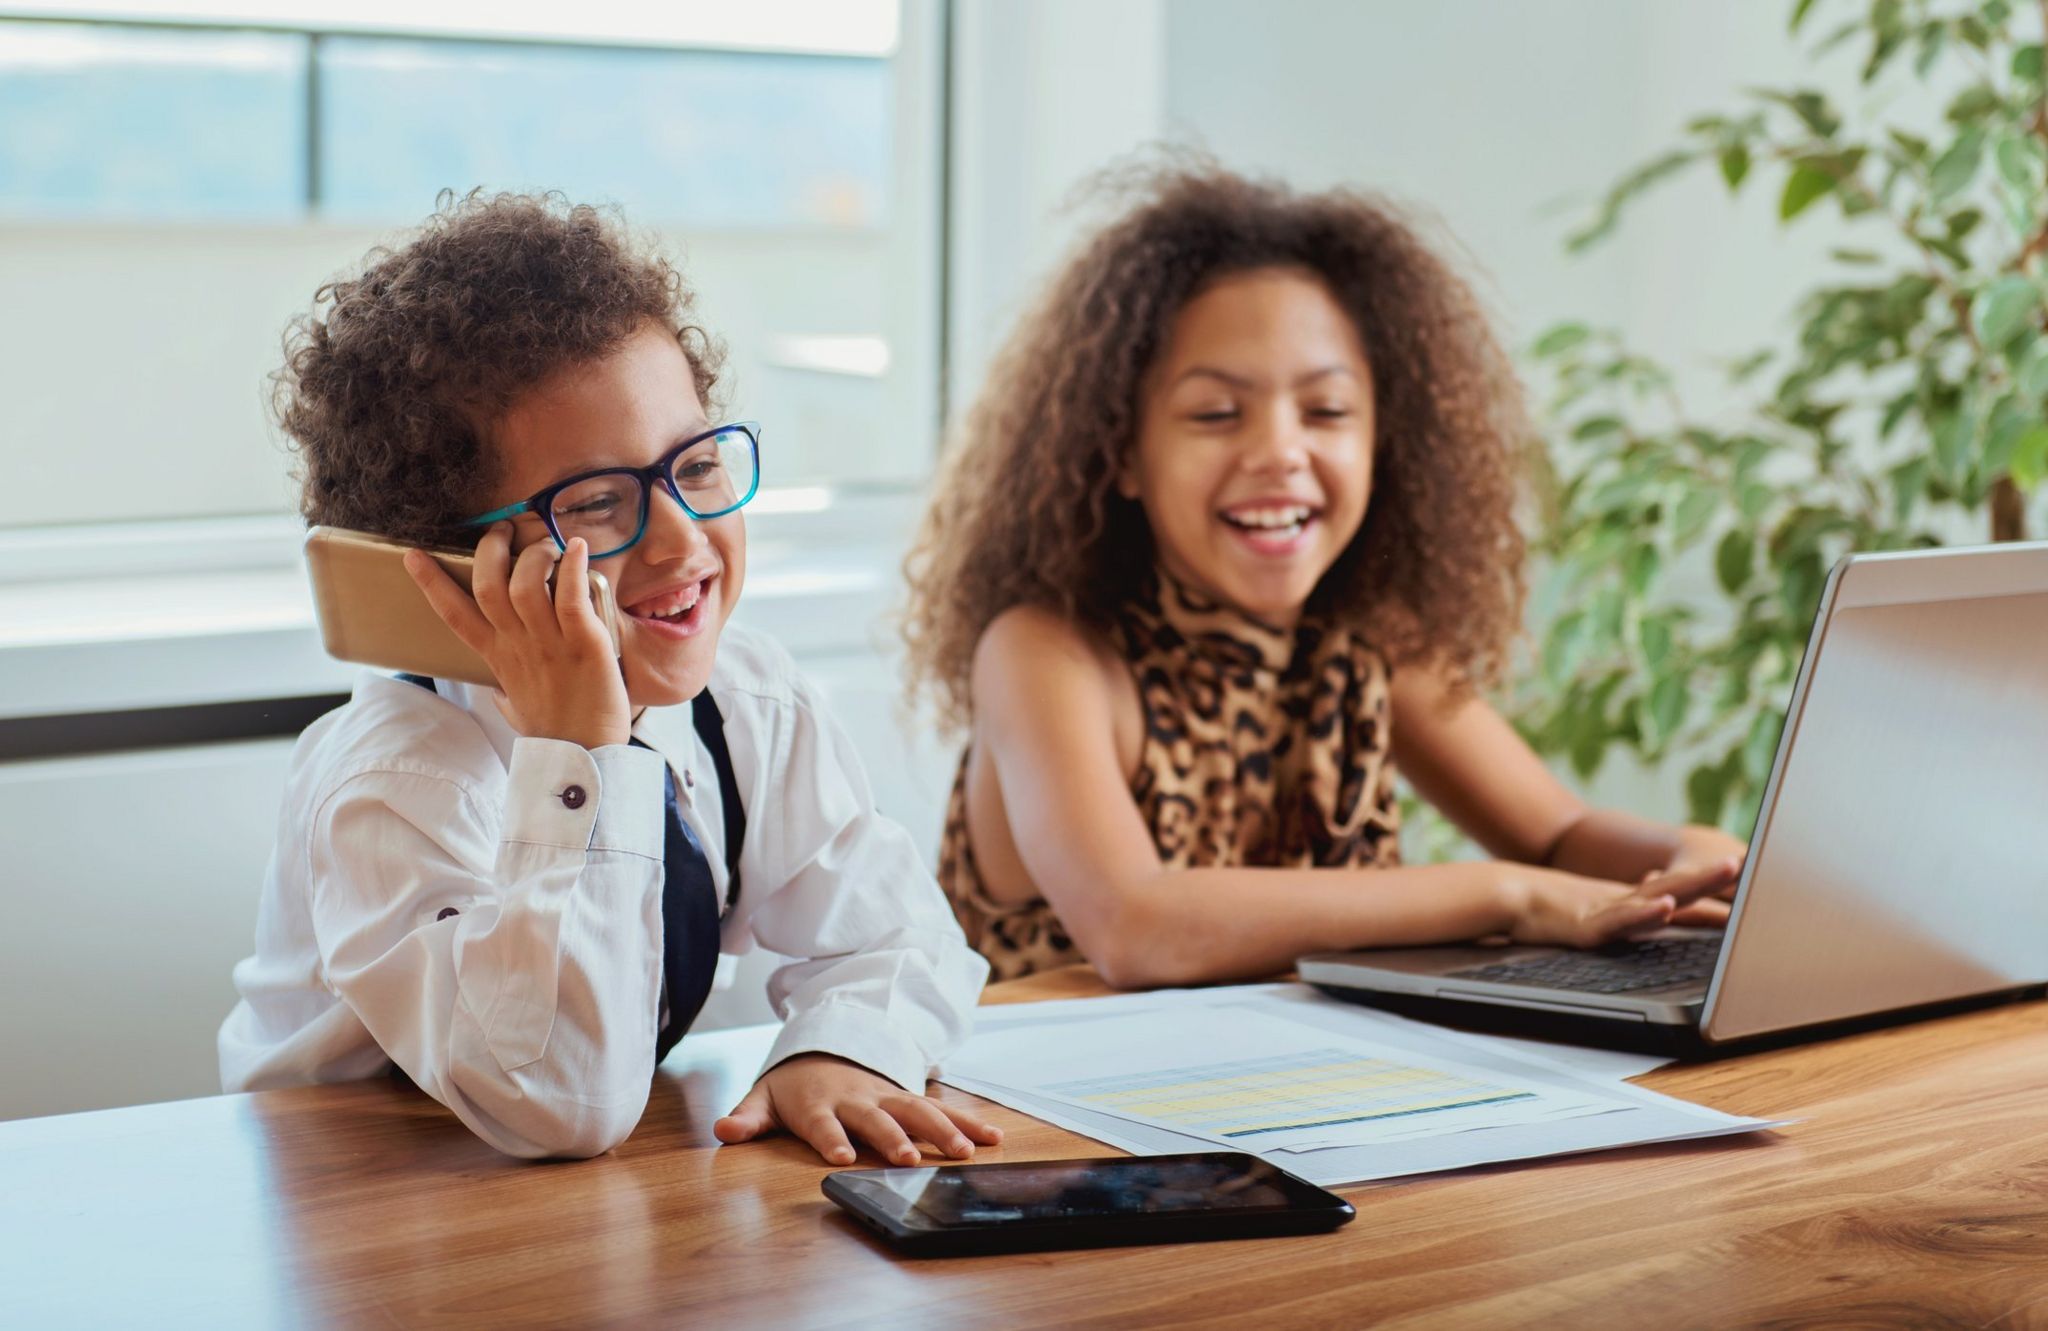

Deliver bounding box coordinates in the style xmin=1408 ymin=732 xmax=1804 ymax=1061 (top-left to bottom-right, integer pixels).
xmin=714 ymin=1053 xmax=1005 ymax=1167
xmin=406 ymin=523 xmax=633 ymax=750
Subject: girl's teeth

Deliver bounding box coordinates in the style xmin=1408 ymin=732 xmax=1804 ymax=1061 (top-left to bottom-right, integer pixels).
xmin=1226 ymin=508 xmax=1312 ymax=530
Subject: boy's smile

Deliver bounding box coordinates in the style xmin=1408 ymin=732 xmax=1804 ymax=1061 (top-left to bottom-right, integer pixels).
xmin=1122 ymin=266 xmax=1375 ymax=628
xmin=484 ymin=321 xmax=744 ymax=707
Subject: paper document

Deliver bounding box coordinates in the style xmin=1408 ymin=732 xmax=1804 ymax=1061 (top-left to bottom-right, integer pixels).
xmin=942 ymin=984 xmax=1784 ymax=1186
xmin=970 ymin=982 xmax=1674 ymax=1084
xmin=958 ymin=1007 xmax=1614 ymax=1153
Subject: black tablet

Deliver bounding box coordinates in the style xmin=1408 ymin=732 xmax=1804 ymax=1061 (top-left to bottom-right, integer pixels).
xmin=822 ymin=1152 xmax=1354 ymax=1257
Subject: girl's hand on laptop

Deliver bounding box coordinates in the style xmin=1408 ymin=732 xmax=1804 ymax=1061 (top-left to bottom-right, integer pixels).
xmin=407 ymin=525 xmax=632 ymax=750
xmin=713 ymin=1052 xmax=1005 ymax=1167
xmin=1504 ymin=859 xmax=1742 ymax=950
xmin=1662 ymin=825 xmax=1749 ymax=897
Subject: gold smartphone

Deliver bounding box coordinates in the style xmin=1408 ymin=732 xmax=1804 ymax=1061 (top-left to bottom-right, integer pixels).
xmin=305 ymin=526 xmax=622 ymax=688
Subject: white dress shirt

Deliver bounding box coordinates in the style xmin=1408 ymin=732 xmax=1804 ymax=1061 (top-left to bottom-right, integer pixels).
xmin=218 ymin=623 xmax=988 ymax=1158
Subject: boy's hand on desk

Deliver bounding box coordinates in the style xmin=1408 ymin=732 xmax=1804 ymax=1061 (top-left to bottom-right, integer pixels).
xmin=712 ymin=1053 xmax=1004 ymax=1167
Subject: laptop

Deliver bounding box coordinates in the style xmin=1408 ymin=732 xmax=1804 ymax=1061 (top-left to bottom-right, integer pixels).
xmin=1300 ymin=541 xmax=2048 ymax=1054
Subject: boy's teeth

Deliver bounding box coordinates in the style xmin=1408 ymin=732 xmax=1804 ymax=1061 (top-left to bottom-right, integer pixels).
xmin=635 ymin=584 xmax=703 ymax=619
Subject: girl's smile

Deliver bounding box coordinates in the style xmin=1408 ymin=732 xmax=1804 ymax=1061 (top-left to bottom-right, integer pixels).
xmin=1218 ymin=495 xmax=1326 ymax=556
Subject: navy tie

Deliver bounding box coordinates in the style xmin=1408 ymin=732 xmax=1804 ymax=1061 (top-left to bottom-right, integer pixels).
xmin=634 ymin=738 xmax=722 ymax=1067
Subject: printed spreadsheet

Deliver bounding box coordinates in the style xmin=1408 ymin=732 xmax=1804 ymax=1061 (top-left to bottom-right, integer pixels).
xmin=1043 ymin=1047 xmax=1535 ymax=1139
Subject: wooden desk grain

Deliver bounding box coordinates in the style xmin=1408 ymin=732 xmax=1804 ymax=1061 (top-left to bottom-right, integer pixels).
xmin=4 ymin=969 xmax=2046 ymax=1329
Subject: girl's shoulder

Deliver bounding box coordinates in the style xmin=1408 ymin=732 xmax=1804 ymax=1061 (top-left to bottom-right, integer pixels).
xmin=975 ymin=604 xmax=1126 ymax=694
xmin=971 ymin=604 xmax=1144 ymax=765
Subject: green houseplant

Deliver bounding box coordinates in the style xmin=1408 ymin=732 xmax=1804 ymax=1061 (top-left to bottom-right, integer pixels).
xmin=1515 ymin=0 xmax=2048 ymax=834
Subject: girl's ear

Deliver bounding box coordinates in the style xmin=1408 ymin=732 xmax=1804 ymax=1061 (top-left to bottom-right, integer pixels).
xmin=1113 ymin=451 xmax=1142 ymax=501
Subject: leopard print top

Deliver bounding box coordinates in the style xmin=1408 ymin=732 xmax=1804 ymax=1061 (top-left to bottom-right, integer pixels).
xmin=937 ymin=571 xmax=1403 ymax=981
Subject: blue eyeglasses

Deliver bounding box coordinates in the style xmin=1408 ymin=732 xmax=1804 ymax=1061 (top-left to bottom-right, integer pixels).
xmin=464 ymin=421 xmax=762 ymax=558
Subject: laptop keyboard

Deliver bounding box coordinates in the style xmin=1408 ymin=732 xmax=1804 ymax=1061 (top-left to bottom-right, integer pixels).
xmin=1446 ymin=935 xmax=1724 ymax=995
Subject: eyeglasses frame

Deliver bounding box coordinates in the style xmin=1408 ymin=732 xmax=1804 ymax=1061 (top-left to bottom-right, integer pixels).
xmin=462 ymin=421 xmax=762 ymax=558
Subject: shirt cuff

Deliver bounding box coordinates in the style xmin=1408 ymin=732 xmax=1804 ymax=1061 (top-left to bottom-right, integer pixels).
xmin=762 ymin=1000 xmax=932 ymax=1095
xmin=500 ymin=736 xmax=665 ymax=860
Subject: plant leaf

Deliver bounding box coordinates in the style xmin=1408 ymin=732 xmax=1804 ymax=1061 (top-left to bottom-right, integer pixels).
xmin=1715 ymin=529 xmax=1754 ymax=593
xmin=1972 ymin=275 xmax=2040 ymax=349
xmin=1542 ymin=611 xmax=1586 ymax=684
xmin=1929 ymin=127 xmax=1987 ymax=202
xmin=1719 ymin=143 xmax=1752 ymax=191
xmin=1686 ymin=762 xmax=1729 ymax=826
xmin=2011 ymin=424 xmax=2048 ymax=489
xmin=1757 ymin=88 xmax=1843 ymax=137
xmin=1673 ymin=488 xmax=1718 ymax=545
xmin=1996 ymin=133 xmax=2045 ymax=195
xmin=2020 ymin=342 xmax=2048 ymax=400
xmin=1915 ymin=23 xmax=1948 ymax=77
xmin=1890 ymin=455 xmax=1930 ymax=523
xmin=1532 ymin=323 xmax=1591 ymax=358
xmin=1625 ymin=543 xmax=1662 ymax=598
xmin=1780 ymin=164 xmax=1837 ymax=221
xmin=1638 ymin=615 xmax=1674 ymax=670
xmin=1648 ymin=673 xmax=1689 ymax=746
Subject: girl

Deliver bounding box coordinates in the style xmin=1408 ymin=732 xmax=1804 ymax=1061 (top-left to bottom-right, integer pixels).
xmin=220 ymin=192 xmax=1001 ymax=1165
xmin=903 ymin=164 xmax=1745 ymax=988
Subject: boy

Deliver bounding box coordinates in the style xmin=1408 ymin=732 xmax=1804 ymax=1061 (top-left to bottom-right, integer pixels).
xmin=219 ymin=192 xmax=999 ymax=1164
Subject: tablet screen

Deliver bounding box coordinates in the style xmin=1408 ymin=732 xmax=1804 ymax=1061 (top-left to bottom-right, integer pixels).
xmin=859 ymin=1154 xmax=1309 ymax=1225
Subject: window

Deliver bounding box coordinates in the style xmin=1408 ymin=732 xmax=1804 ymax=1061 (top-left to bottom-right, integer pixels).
xmin=316 ymin=40 xmax=893 ymax=230
xmin=0 ymin=2 xmax=940 ymax=534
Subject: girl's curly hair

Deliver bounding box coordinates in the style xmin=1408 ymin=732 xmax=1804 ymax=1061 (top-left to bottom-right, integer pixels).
xmin=902 ymin=161 xmax=1531 ymax=731
xmin=277 ymin=189 xmax=723 ymax=547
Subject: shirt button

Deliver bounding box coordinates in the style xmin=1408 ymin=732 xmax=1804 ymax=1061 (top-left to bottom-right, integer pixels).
xmin=682 ymin=769 xmax=695 ymax=789
xmin=436 ymin=907 xmax=460 ymax=921
xmin=561 ymin=785 xmax=588 ymax=810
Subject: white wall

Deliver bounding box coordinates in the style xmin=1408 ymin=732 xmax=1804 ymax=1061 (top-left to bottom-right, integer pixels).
xmin=944 ymin=0 xmax=1165 ymax=413
xmin=0 ymin=739 xmax=295 ymax=1120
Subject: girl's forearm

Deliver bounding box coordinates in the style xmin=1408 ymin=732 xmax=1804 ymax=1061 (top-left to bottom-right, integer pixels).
xmin=1540 ymin=807 xmax=1682 ymax=883
xmin=1087 ymin=862 xmax=1515 ymax=989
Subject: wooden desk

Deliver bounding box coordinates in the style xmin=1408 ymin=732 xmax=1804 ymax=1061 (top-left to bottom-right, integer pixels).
xmin=5 ymin=969 xmax=2047 ymax=1329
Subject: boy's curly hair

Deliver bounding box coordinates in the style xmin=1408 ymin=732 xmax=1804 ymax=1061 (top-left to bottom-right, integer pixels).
xmin=902 ymin=161 xmax=1531 ymax=731
xmin=277 ymin=189 xmax=722 ymax=547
